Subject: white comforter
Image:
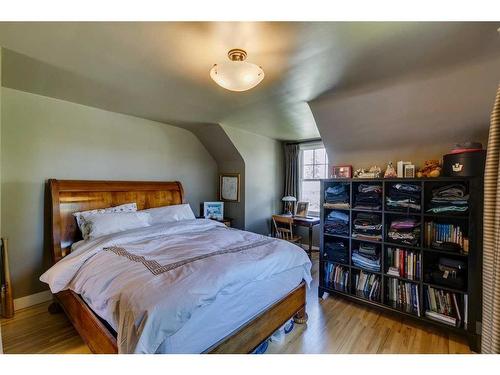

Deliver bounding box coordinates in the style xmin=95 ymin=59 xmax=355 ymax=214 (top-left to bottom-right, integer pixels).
xmin=40 ymin=219 xmax=312 ymax=353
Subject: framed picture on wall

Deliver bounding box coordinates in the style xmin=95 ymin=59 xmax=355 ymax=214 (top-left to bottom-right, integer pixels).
xmin=332 ymin=165 xmax=352 ymax=179
xmin=219 ymin=173 xmax=240 ymax=202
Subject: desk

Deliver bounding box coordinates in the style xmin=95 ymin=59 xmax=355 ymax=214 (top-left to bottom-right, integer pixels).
xmin=273 ymin=215 xmax=320 ymax=256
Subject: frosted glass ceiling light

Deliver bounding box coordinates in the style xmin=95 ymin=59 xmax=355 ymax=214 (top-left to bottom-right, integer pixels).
xmin=210 ymin=49 xmax=264 ymax=92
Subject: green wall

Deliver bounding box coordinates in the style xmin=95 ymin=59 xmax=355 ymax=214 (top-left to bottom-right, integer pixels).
xmin=222 ymin=125 xmax=283 ymax=235
xmin=0 ymin=88 xmax=217 ymax=298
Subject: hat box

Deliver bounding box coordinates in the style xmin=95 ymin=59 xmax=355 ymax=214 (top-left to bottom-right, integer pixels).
xmin=443 ymin=150 xmax=486 ymax=177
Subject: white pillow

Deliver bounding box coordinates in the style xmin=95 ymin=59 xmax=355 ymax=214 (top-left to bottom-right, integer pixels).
xmin=73 ymin=203 xmax=137 ymax=236
xmin=81 ymin=212 xmax=150 ymax=240
xmin=142 ymin=204 xmax=195 ymax=225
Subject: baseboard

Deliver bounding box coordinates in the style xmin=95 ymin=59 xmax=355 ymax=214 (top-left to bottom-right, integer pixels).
xmin=14 ymin=290 xmax=52 ymax=311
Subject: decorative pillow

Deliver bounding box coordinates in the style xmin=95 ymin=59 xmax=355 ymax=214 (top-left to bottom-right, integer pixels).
xmin=73 ymin=202 xmax=137 ymax=237
xmin=81 ymin=212 xmax=150 ymax=240
xmin=142 ymin=204 xmax=195 ymax=225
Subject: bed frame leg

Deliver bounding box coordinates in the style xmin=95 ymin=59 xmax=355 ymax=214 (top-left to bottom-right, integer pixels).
xmin=293 ymin=307 xmax=308 ymax=324
xmin=48 ymin=301 xmax=62 ymax=314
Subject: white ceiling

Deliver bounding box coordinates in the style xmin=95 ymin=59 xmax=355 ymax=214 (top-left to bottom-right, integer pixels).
xmin=0 ymin=22 xmax=499 ymax=140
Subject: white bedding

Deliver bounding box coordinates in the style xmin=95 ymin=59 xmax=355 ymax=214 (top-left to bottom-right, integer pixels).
xmin=40 ymin=219 xmax=312 ymax=354
xmin=155 ymin=266 xmax=305 ymax=353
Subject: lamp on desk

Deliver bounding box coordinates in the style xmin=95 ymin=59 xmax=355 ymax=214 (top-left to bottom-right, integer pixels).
xmin=282 ymin=196 xmax=297 ymax=216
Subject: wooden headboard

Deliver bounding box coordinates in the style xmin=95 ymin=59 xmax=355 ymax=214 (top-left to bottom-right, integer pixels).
xmin=47 ymin=179 xmax=185 ymax=264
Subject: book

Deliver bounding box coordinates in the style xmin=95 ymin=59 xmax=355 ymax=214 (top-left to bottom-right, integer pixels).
xmin=464 ymin=294 xmax=468 ymax=329
xmin=387 ymin=266 xmax=400 ymax=277
xmin=425 ymin=311 xmax=457 ymax=326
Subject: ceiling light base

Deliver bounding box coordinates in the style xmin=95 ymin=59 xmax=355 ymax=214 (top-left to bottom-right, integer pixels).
xmin=228 ymin=49 xmax=247 ymax=61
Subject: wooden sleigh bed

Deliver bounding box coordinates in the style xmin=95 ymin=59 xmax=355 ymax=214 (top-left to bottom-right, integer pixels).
xmin=46 ymin=179 xmax=308 ymax=354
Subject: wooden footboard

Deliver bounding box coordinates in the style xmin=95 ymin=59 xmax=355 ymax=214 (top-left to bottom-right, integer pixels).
xmin=53 ymin=281 xmax=307 ymax=354
xmin=54 ymin=290 xmax=118 ymax=353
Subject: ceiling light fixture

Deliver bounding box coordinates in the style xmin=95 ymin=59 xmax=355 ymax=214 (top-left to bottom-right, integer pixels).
xmin=210 ymin=49 xmax=265 ymax=92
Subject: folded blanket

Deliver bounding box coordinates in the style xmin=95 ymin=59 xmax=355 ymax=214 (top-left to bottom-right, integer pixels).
xmin=427 ymin=184 xmax=469 ymax=213
xmin=386 ymin=184 xmax=421 ymax=212
xmin=352 ymin=250 xmax=380 ymax=272
xmin=352 ymin=212 xmax=382 ymax=241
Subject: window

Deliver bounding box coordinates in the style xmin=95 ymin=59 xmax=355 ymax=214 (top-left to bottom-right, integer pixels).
xmin=299 ymin=144 xmax=329 ymax=215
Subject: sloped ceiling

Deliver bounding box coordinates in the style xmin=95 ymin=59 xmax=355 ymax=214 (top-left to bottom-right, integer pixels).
xmin=1 ymin=22 xmax=499 ymax=141
xmin=311 ymin=55 xmax=500 ymax=168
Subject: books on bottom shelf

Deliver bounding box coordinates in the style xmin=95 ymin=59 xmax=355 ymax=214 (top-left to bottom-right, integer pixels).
xmin=424 ymin=311 xmax=457 ymax=326
xmin=424 ymin=286 xmax=466 ymax=327
xmin=387 ymin=278 xmax=420 ymax=316
xmin=355 ymin=270 xmax=380 ymax=301
xmin=325 ymin=263 xmax=349 ymax=293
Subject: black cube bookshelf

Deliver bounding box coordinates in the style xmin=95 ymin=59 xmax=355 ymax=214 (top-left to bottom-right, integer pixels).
xmin=319 ymin=177 xmax=483 ymax=351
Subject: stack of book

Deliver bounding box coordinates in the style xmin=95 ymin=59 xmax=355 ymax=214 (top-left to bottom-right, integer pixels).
xmin=424 ymin=286 xmax=466 ymax=327
xmin=424 ymin=222 xmax=469 ymax=252
xmin=325 ymin=263 xmax=349 ymax=292
xmin=386 ymin=247 xmax=421 ymax=280
xmin=354 ymin=271 xmax=380 ymax=301
xmin=387 ymin=278 xmax=420 ymax=315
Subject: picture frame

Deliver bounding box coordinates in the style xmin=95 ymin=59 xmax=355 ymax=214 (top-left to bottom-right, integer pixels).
xmin=203 ymin=201 xmax=224 ymax=220
xmin=332 ymin=165 xmax=352 ymax=179
xmin=295 ymin=201 xmax=309 ymax=217
xmin=404 ymin=164 xmax=416 ymax=178
xmin=219 ymin=173 xmax=240 ymax=202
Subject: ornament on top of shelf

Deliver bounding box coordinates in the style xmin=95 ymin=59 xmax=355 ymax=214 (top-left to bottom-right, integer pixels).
xmin=354 ymin=165 xmax=382 ymax=178
xmin=417 ymin=159 xmax=441 ymax=178
xmin=384 ymin=162 xmax=397 ymax=178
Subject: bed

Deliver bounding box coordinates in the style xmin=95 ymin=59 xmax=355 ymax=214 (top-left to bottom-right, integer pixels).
xmin=42 ymin=179 xmax=311 ymax=354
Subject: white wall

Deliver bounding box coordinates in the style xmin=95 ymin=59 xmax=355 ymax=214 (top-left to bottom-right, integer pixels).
xmin=222 ymin=125 xmax=283 ymax=235
xmin=0 ymin=88 xmax=217 ymax=298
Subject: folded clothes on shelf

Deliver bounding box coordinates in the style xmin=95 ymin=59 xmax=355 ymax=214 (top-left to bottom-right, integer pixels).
xmin=324 ymin=241 xmax=349 ymax=264
xmin=352 ymin=249 xmax=380 ymax=272
xmin=358 ymin=242 xmax=377 ymax=256
xmin=352 ymin=212 xmax=382 ymax=241
xmin=387 ymin=218 xmax=421 ymax=246
xmin=325 ymin=184 xmax=349 ymax=205
xmin=427 ymin=184 xmax=469 ymax=214
xmin=324 ymin=210 xmax=349 ymax=236
xmin=354 ymin=184 xmax=382 ymax=210
xmin=386 ymin=183 xmax=421 ymax=212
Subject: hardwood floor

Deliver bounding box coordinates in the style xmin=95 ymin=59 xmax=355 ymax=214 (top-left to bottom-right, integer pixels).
xmin=0 ymin=253 xmax=472 ymax=354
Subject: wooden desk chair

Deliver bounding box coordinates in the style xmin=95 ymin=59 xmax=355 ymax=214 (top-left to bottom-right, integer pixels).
xmin=272 ymin=215 xmax=302 ymax=244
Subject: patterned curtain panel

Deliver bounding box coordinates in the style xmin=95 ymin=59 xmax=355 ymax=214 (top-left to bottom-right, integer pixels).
xmin=482 ymin=83 xmax=500 ymax=353
xmin=283 ymin=143 xmax=300 ymax=199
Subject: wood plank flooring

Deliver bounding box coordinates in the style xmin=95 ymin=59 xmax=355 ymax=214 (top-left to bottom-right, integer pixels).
xmin=0 ymin=254 xmax=472 ymax=354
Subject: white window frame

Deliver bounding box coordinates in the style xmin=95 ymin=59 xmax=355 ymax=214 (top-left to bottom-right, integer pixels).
xmin=298 ymin=142 xmax=328 ymax=217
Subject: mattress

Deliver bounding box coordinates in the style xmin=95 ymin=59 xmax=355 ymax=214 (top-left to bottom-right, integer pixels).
xmin=155 ymin=266 xmax=305 ymax=353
